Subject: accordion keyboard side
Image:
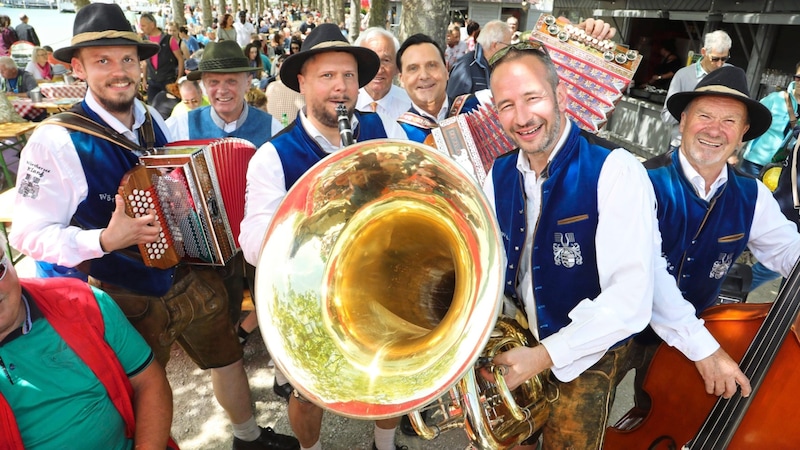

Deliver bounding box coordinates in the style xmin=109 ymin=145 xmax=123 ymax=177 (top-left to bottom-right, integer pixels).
xmin=118 ymin=165 xmax=182 ymax=269
xmin=531 ymin=14 xmax=643 ymax=133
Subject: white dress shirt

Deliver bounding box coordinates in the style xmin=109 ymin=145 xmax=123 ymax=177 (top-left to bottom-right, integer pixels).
xmin=483 ymin=120 xmax=657 ymax=381
xmin=356 ymin=84 xmax=412 ymax=122
xmin=239 ymin=109 xmax=408 ymax=265
xmin=10 ymin=90 xmax=172 ymax=267
xmin=649 ymin=152 xmax=800 ymax=361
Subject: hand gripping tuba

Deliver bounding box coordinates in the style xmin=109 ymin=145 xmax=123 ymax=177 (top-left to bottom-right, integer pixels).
xmin=255 ymin=139 xmax=549 ymax=448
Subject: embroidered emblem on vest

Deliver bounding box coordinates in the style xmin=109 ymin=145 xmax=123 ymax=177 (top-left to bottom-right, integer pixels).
xmin=709 ymin=253 xmax=733 ymax=279
xmin=553 ymin=232 xmax=583 ymax=268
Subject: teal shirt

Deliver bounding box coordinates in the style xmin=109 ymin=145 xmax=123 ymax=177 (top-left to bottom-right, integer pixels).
xmin=0 ymin=286 xmax=153 ymax=449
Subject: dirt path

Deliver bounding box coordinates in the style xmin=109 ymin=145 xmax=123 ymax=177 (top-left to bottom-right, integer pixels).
xmin=166 ymin=330 xmax=470 ymax=450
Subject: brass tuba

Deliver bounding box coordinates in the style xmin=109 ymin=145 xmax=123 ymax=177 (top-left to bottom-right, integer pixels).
xmin=255 ymin=139 xmax=549 ymax=448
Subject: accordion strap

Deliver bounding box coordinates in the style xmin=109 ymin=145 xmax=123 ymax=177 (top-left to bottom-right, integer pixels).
xmin=42 ymin=105 xmax=156 ymax=155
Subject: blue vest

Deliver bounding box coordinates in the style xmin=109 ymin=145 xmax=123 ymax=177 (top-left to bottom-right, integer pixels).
xmin=187 ymin=105 xmax=274 ymax=148
xmin=647 ymin=150 xmax=757 ymax=312
xmin=71 ymin=102 xmax=175 ymax=296
xmin=492 ymin=124 xmax=610 ymax=339
xmin=399 ymin=94 xmax=481 ymax=143
xmin=272 ymin=111 xmax=388 ymax=190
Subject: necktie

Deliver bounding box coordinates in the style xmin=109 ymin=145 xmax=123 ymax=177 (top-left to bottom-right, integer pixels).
xmin=370 ymin=102 xmax=378 ymax=112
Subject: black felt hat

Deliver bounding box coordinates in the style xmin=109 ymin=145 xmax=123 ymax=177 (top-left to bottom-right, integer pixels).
xmin=667 ymin=66 xmax=772 ymax=142
xmin=279 ymin=23 xmax=379 ymax=93
xmin=186 ymin=41 xmax=257 ymax=81
xmin=53 ymin=3 xmax=159 ymax=64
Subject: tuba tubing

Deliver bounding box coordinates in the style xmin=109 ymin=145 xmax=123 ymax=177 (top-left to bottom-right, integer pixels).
xmin=255 ymin=139 xmax=549 ymax=447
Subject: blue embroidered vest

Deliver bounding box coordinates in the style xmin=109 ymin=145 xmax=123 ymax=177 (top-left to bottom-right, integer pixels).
xmin=492 ymin=125 xmax=610 ymax=339
xmin=272 ymin=111 xmax=388 ymax=190
xmin=399 ymin=94 xmax=480 ymax=143
xmin=187 ymin=105 xmax=274 ymax=148
xmin=646 ymin=150 xmax=757 ymax=312
xmin=71 ymin=101 xmax=175 ymax=296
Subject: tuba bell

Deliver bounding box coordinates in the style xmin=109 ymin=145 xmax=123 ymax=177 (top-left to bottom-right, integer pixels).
xmin=255 ymin=139 xmax=550 ymax=447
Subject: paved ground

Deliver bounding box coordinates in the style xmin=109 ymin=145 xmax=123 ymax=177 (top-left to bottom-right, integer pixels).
xmin=163 ymin=278 xmax=782 ymax=450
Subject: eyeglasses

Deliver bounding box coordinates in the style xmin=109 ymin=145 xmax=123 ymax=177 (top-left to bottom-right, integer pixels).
xmin=793 ymin=75 xmax=800 ymax=81
xmin=708 ymin=55 xmax=730 ymax=63
xmin=0 ymin=254 xmax=9 ymax=282
xmin=488 ymin=40 xmax=549 ymax=67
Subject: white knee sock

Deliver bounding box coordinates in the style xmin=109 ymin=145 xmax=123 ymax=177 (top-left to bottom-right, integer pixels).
xmin=275 ymin=366 xmax=289 ymax=385
xmin=302 ymin=440 xmax=322 ymax=450
xmin=232 ymin=416 xmax=261 ymax=441
xmin=373 ymin=424 xmax=396 ymax=450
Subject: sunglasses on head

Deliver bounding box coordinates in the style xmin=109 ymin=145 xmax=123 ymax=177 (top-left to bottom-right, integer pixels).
xmin=708 ymin=55 xmax=730 ymax=63
xmin=488 ymin=40 xmax=549 ymax=67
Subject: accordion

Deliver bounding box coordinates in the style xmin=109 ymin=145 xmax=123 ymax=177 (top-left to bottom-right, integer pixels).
xmin=430 ymin=104 xmax=514 ymax=186
xmin=531 ymin=14 xmax=642 ymax=133
xmin=118 ymin=137 xmax=257 ymax=269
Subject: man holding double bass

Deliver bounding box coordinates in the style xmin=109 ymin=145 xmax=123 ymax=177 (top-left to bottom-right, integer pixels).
xmin=614 ymin=66 xmax=800 ymax=445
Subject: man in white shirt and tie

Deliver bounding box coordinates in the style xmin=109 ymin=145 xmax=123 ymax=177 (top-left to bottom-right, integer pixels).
xmin=354 ymin=27 xmax=411 ymax=121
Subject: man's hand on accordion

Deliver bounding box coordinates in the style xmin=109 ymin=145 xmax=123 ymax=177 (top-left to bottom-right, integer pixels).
xmin=99 ymin=194 xmax=162 ymax=253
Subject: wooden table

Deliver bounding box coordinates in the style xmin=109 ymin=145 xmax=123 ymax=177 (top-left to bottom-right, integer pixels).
xmin=0 ymin=187 xmax=23 ymax=265
xmin=0 ymin=122 xmax=37 ymax=189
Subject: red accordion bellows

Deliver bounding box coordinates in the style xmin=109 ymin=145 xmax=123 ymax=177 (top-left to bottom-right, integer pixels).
xmin=118 ymin=137 xmax=257 ymax=268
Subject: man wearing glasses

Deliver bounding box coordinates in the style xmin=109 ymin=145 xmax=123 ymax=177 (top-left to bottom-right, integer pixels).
xmin=661 ymin=30 xmax=732 ymax=153
xmin=167 ymin=76 xmax=209 ymax=118
xmin=483 ymin=39 xmax=657 ymax=449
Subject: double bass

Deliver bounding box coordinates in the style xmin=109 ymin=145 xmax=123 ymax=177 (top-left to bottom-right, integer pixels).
xmin=604 ymin=259 xmax=800 ymax=449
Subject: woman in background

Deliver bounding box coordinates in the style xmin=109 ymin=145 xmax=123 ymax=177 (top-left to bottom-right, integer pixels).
xmin=216 ymin=14 xmax=236 ymax=42
xmin=25 ymin=46 xmax=53 ymax=81
xmin=0 ymin=16 xmax=18 ymax=57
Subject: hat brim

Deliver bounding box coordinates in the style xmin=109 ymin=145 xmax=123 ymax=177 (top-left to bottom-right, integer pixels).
xmin=53 ymin=39 xmax=160 ymax=64
xmin=186 ymin=66 xmax=259 ymax=81
xmin=667 ymin=91 xmax=772 ymax=142
xmin=279 ymin=46 xmax=379 ymax=92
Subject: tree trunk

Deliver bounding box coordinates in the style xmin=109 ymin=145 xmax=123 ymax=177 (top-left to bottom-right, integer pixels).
xmin=349 ymin=0 xmax=359 ymax=42
xmin=172 ymin=0 xmax=185 ymax=26
xmin=202 ymin=0 xmax=213 ymax=29
xmin=331 ymin=0 xmax=344 ymax=28
xmin=368 ymin=0 xmax=388 ymax=29
xmin=399 ymin=0 xmax=448 ymax=45
xmin=217 ymin=0 xmax=226 ymax=18
xmin=231 ymin=0 xmax=239 ymax=15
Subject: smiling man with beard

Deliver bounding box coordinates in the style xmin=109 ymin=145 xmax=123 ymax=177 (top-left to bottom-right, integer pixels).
xmin=239 ymin=23 xmax=407 ymax=450
xmin=9 ymin=5 xmax=299 ymax=450
xmin=482 ymin=42 xmax=657 ymax=449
